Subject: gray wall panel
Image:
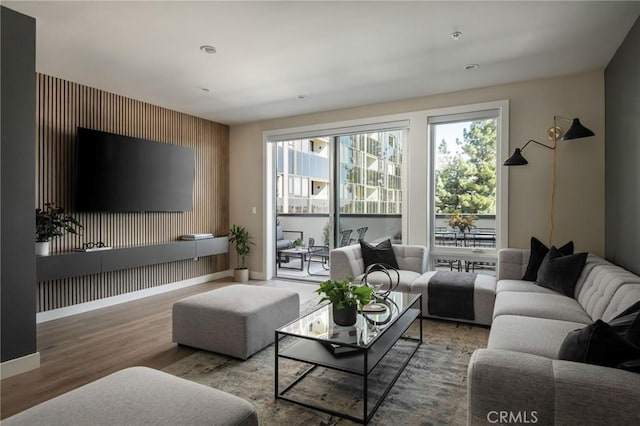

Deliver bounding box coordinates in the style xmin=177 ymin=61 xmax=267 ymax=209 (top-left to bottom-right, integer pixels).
xmin=605 ymin=17 xmax=640 ymax=275
xmin=1 ymin=6 xmax=37 ymax=362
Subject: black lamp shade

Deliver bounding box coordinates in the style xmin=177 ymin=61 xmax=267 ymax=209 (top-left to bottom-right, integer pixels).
xmin=504 ymin=148 xmax=528 ymax=166
xmin=562 ymin=118 xmax=595 ymax=140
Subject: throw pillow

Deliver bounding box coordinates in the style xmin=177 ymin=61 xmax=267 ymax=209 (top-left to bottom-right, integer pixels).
xmin=558 ymin=320 xmax=640 ymax=370
xmin=522 ymin=237 xmax=574 ymax=281
xmin=536 ymin=247 xmax=587 ymax=297
xmin=609 ymin=300 xmax=640 ymax=339
xmin=360 ymin=239 xmax=399 ymax=271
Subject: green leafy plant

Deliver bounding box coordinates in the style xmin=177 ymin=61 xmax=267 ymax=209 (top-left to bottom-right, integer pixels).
xmin=292 ymin=238 xmax=303 ymax=248
xmin=228 ymin=224 xmax=254 ymax=269
xmin=316 ymin=277 xmax=373 ymax=310
xmin=36 ymin=202 xmax=83 ymax=242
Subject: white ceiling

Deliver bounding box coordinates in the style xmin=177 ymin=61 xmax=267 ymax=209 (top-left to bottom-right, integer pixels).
xmin=6 ymin=1 xmax=640 ymax=125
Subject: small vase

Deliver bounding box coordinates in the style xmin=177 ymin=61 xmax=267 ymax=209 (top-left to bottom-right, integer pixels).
xmin=36 ymin=241 xmax=50 ymax=256
xmin=332 ymin=303 xmax=357 ymax=326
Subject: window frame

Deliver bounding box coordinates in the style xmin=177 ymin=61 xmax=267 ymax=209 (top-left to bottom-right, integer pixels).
xmin=426 ymin=100 xmax=509 ymax=269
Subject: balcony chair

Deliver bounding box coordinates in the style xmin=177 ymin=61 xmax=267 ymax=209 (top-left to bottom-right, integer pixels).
xmin=306 ymin=237 xmax=330 ymax=275
xmin=338 ymin=229 xmax=353 ymax=247
xmin=349 ymin=226 xmax=368 ymax=245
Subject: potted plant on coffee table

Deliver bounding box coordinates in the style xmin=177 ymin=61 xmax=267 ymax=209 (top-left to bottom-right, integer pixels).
xmin=316 ymin=277 xmax=373 ymax=326
xmin=228 ymin=224 xmax=254 ymax=282
xmin=35 ymin=202 xmax=83 ymax=256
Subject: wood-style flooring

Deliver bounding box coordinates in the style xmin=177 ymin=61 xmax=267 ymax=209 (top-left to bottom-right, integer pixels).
xmin=0 ymin=279 xmax=236 ymax=420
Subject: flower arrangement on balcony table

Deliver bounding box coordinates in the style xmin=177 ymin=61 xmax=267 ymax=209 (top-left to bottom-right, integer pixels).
xmin=448 ymin=211 xmax=476 ymax=233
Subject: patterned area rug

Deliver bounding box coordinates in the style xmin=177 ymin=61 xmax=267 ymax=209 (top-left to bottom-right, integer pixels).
xmin=163 ymin=296 xmax=489 ymax=425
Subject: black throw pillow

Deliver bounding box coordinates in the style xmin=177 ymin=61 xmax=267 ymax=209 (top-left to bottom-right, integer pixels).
xmin=628 ymin=310 xmax=640 ymax=347
xmin=558 ymin=320 xmax=640 ymax=371
xmin=360 ymin=239 xmax=399 ymax=271
xmin=522 ymin=237 xmax=574 ymax=281
xmin=609 ymin=301 xmax=640 ymax=341
xmin=536 ymin=247 xmax=587 ymax=297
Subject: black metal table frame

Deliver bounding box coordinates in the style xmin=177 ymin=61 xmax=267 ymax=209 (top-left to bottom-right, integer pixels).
xmin=274 ymin=295 xmax=422 ymax=424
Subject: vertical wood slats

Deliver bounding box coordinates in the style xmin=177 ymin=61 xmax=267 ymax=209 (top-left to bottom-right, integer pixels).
xmin=35 ymin=74 xmax=229 ymax=312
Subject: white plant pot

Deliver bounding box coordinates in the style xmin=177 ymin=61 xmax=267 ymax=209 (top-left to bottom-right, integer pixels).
xmin=36 ymin=241 xmax=50 ymax=256
xmin=234 ymin=268 xmax=249 ymax=282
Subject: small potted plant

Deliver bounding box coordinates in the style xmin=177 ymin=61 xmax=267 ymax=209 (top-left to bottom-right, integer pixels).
xmin=228 ymin=224 xmax=254 ymax=282
xmin=316 ymin=277 xmax=373 ymax=326
xmin=448 ymin=211 xmax=476 ymax=234
xmin=35 ymin=202 xmax=83 ymax=256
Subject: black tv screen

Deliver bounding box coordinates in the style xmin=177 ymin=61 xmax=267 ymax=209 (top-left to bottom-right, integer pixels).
xmin=75 ymin=127 xmax=195 ymax=212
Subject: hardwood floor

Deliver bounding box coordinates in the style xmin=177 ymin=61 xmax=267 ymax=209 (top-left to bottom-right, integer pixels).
xmin=1 ymin=279 xmax=237 ymax=420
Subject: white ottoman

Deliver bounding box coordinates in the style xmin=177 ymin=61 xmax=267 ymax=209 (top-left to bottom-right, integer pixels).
xmin=3 ymin=367 xmax=258 ymax=426
xmin=173 ymin=284 xmax=300 ymax=359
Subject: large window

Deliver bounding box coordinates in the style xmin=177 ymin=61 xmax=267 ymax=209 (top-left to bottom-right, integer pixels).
xmin=429 ymin=106 xmax=507 ymax=273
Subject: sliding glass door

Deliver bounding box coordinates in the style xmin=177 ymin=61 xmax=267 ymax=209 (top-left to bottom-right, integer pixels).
xmin=272 ymin=127 xmax=405 ymax=281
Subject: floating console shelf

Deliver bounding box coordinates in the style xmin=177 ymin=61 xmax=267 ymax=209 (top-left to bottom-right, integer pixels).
xmin=36 ymin=237 xmax=228 ymax=282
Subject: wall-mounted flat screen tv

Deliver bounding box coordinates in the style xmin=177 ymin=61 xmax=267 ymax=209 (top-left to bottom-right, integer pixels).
xmin=75 ymin=127 xmax=195 ymax=212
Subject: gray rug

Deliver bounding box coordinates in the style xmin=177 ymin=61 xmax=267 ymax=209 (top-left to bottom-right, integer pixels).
xmin=163 ymin=297 xmax=489 ymax=425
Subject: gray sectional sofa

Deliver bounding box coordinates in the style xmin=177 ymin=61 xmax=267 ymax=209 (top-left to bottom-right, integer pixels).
xmin=468 ymin=249 xmax=640 ymax=426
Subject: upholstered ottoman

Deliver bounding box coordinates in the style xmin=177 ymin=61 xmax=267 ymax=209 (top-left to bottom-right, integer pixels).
xmin=173 ymin=284 xmax=300 ymax=359
xmin=3 ymin=367 xmax=258 ymax=425
xmin=410 ymin=271 xmax=497 ymax=326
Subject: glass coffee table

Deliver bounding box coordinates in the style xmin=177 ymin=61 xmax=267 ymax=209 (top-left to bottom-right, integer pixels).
xmin=275 ymin=291 xmax=422 ymax=424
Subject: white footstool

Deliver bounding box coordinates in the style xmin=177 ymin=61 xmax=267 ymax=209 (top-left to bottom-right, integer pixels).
xmin=173 ymin=284 xmax=300 ymax=359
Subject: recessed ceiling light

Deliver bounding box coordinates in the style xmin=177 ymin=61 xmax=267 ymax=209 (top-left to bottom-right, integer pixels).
xmin=200 ymin=45 xmax=217 ymax=54
xmin=464 ymin=64 xmax=479 ymax=71
xmin=451 ymin=31 xmax=462 ymax=40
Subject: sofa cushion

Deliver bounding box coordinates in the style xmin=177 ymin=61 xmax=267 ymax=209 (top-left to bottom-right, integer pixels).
xmin=489 ymin=315 xmax=588 ymax=358
xmin=558 ymin=320 xmax=640 ymax=371
xmin=360 ymin=239 xmax=399 ymax=270
xmin=354 ymin=269 xmax=420 ymax=292
xmin=496 ymin=279 xmax=559 ymax=295
xmin=493 ymin=291 xmax=592 ymax=323
xmin=522 ymin=237 xmax=573 ymax=281
xmin=536 ymin=248 xmax=587 ymax=297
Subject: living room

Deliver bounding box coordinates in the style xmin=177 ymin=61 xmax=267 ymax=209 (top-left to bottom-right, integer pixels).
xmin=2 ymin=1 xmax=639 ymax=424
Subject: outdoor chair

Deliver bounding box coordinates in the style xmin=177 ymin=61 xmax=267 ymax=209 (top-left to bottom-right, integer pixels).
xmin=349 ymin=226 xmax=368 ymax=245
xmin=338 ymin=229 xmax=353 ymax=247
xmin=306 ymin=237 xmax=330 ymax=275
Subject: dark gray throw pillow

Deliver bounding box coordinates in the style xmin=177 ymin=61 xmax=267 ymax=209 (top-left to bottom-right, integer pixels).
xmin=360 ymin=239 xmax=399 ymax=271
xmin=558 ymin=320 xmax=640 ymax=372
xmin=609 ymin=301 xmax=640 ymax=343
xmin=536 ymin=247 xmax=587 ymax=297
xmin=522 ymin=237 xmax=574 ymax=281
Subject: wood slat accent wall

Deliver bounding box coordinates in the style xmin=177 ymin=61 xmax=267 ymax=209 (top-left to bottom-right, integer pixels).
xmin=35 ymin=74 xmax=229 ymax=312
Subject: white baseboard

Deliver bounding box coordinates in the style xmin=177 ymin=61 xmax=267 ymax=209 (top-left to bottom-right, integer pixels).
xmin=0 ymin=352 xmax=41 ymax=379
xmin=36 ymin=270 xmax=234 ymax=324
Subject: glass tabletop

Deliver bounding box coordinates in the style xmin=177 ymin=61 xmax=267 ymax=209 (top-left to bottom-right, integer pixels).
xmin=278 ymin=291 xmax=420 ymax=348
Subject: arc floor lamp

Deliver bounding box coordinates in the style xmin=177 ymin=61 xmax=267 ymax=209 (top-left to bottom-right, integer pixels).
xmin=504 ymin=116 xmax=595 ymax=246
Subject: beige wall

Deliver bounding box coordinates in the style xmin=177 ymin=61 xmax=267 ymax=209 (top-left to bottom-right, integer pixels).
xmin=230 ymin=71 xmax=605 ymax=277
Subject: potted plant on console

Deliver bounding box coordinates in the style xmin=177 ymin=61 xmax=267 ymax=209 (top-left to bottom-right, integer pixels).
xmin=35 ymin=202 xmax=83 ymax=256
xmin=228 ymin=224 xmax=254 ymax=282
xmin=316 ymin=277 xmax=373 ymax=326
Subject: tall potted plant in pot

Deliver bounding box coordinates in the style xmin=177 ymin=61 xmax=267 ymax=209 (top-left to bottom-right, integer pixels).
xmin=228 ymin=224 xmax=254 ymax=282
xmin=316 ymin=277 xmax=373 ymax=326
xmin=35 ymin=202 xmax=83 ymax=256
